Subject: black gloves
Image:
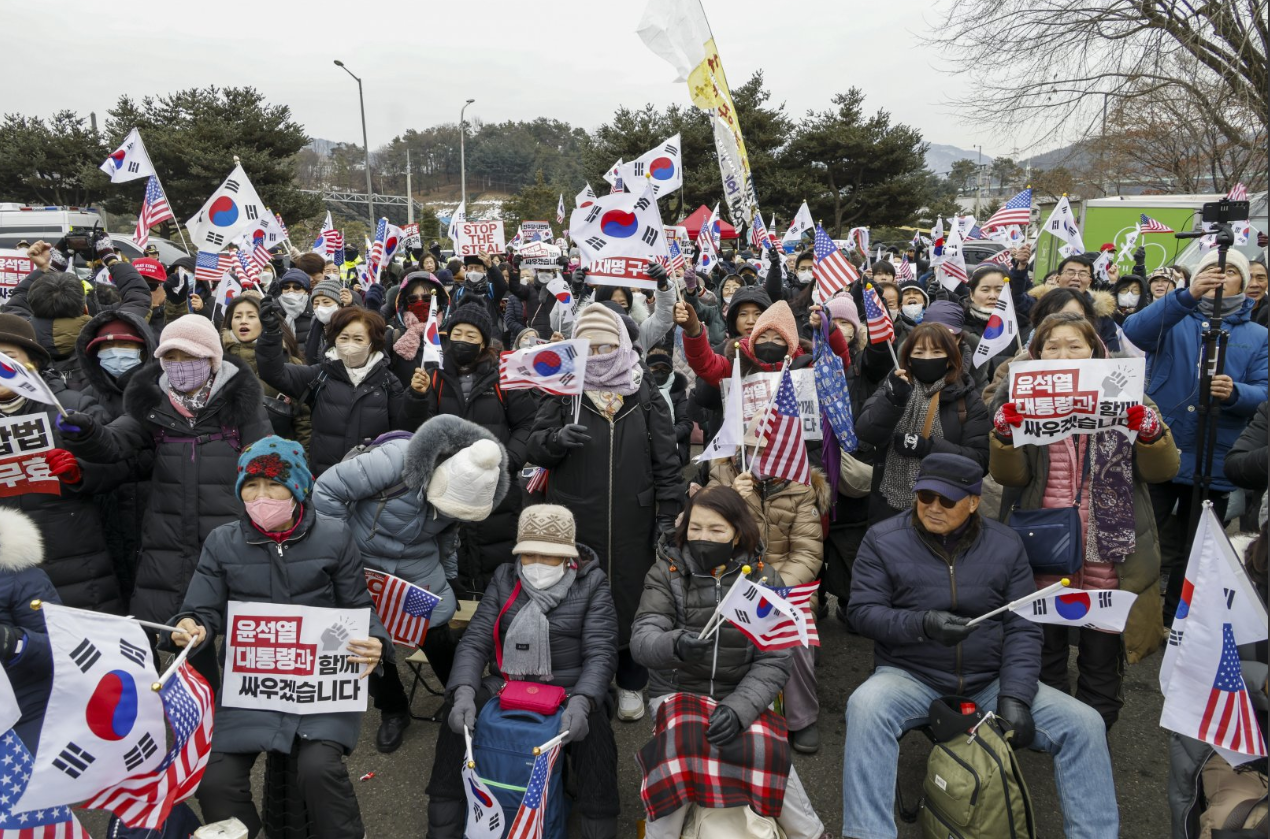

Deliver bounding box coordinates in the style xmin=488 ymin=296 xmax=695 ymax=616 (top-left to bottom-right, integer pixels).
xmin=56 ymin=411 xmax=95 ymax=441
xmin=675 ymin=631 xmax=713 ymax=664
xmin=892 ymin=431 xmax=933 ymax=459
xmin=163 ymin=271 xmax=188 ymax=302
xmin=559 ymin=695 xmax=591 ymax=744
xmin=885 ymin=371 xmax=913 ymax=405
xmin=0 ymin=623 xmax=23 ymax=662
xmin=364 ymin=283 xmax=385 ymax=311
xmin=706 ymin=704 xmax=742 ymax=746
xmin=554 ymin=423 xmax=591 ymax=449
xmin=996 ymin=696 xmax=1035 ymax=748
xmin=923 ymin=610 xmax=977 ymax=646
xmin=571 ymin=268 xmax=588 ymax=285
xmin=767 ymin=247 xmax=782 ymax=268
xmin=646 ymin=261 xmax=668 ymax=289
xmin=258 ymin=296 xmax=282 ymax=333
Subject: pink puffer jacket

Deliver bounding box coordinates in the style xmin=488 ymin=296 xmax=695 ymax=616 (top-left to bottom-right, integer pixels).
xmin=1036 ymin=435 xmax=1118 ymax=592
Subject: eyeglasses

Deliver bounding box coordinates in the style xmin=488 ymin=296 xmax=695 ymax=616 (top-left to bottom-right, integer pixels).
xmin=588 ymin=344 xmax=617 ymax=356
xmin=1060 ymin=270 xmax=1092 ymax=280
xmin=280 ymin=283 xmax=305 ymax=292
xmin=916 ymin=490 xmax=959 ymax=509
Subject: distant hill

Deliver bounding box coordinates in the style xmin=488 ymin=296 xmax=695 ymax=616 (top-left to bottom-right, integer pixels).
xmin=1023 ymin=141 xmax=1093 ymax=172
xmin=925 ymin=143 xmax=994 ymax=175
xmin=306 ymin=138 xmax=339 ymax=156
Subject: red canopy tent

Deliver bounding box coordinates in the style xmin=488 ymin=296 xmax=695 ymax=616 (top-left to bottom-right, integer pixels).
xmin=678 ymin=205 xmax=739 ymax=240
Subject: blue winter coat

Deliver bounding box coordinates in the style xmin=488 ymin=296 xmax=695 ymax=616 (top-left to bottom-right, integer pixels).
xmin=0 ymin=508 xmax=62 ymax=751
xmin=311 ymin=439 xmax=459 ymax=627
xmin=847 ymin=511 xmax=1043 ymax=704
xmin=1122 ymin=290 xmax=1269 ymax=492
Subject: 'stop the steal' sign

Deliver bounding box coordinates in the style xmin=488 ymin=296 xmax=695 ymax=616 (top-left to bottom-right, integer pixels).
xmin=223 ymin=601 xmax=371 ymax=715
xmin=453 ymin=220 xmax=505 ymax=257
xmin=1007 ymin=358 xmax=1145 ymax=447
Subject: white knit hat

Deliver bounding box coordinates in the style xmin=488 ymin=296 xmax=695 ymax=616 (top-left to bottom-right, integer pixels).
xmin=1195 ymin=247 xmax=1250 ymax=290
xmin=426 ymin=438 xmax=503 ymax=521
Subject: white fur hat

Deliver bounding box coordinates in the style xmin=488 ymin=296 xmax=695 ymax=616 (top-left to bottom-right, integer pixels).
xmin=0 ymin=508 xmax=44 ymax=572
xmin=426 ymin=438 xmax=503 ymax=521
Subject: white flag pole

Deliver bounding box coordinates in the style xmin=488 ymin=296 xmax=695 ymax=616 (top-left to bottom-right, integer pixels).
xmin=966 ymin=578 xmax=1070 ymax=627
xmin=534 ymin=732 xmax=570 ymax=755
xmin=464 ymin=725 xmax=475 ymax=767
xmin=733 ymin=348 xmax=747 ymax=474
xmin=697 ymin=564 xmax=753 ymax=639
xmin=705 ymin=573 xmax=770 ymax=640
xmin=32 ymin=599 xmax=190 ymax=636
xmin=151 ymin=642 xmax=194 ymax=691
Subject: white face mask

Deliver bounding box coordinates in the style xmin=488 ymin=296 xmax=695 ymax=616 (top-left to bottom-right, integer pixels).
xmin=1118 ymin=292 xmax=1140 ymax=308
xmin=902 ymin=303 xmax=924 ymax=320
xmin=313 ymin=304 xmax=337 ymax=324
xmin=796 ymin=269 xmax=814 ymax=284
xmin=521 ymin=561 xmax=566 ymax=590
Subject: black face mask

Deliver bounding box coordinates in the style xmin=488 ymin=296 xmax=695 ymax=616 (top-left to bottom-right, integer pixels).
xmin=449 ymin=340 xmax=482 ymax=366
xmin=650 ymin=367 xmax=672 ymax=386
xmin=910 ymin=356 xmax=950 ymax=385
xmin=688 ymin=539 xmax=735 ymax=569
xmin=753 ymin=342 xmax=787 ymax=364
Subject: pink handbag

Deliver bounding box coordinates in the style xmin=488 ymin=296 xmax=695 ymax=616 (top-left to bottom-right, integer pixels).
xmin=493 ymin=581 xmax=567 ymax=714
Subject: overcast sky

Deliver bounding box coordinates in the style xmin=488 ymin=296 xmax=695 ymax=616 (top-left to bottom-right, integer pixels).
xmin=2 ymin=0 xmax=1023 ymax=164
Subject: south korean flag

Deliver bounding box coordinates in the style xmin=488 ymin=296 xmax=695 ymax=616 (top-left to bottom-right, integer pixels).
xmin=568 ymin=180 xmax=669 ymax=290
xmin=16 ymin=605 xmax=166 ymax=811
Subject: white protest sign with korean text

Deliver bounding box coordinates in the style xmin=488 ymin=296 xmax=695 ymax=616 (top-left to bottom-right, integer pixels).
xmin=1008 ymin=358 xmax=1145 ymax=447
xmin=0 ymin=250 xmax=33 ymax=303
xmin=517 ymin=241 xmax=563 ymax=270
xmin=517 ymin=221 xmax=553 ymax=244
xmin=722 ymin=369 xmax=821 ymax=442
xmin=453 ymin=221 xmax=506 ymax=257
xmin=223 ymin=601 xmax=370 ymax=715
xmin=0 ymin=413 xmax=61 ymax=497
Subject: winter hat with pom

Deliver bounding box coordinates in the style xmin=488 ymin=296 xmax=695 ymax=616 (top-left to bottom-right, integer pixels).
xmin=427 ymin=438 xmax=504 ymax=521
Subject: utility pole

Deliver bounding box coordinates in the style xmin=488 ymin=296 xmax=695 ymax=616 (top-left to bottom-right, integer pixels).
xmin=460 ymin=99 xmax=476 ymax=208
xmin=335 ymin=60 xmax=374 ymax=228
xmin=406 ymin=147 xmax=413 ymax=225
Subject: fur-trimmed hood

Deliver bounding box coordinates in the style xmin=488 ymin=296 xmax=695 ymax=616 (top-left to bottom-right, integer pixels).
xmin=0 ymin=508 xmax=43 ymax=571
xmin=402 ymin=414 xmax=511 ymax=511
xmin=122 ymin=354 xmax=264 ymax=427
xmin=1027 ymin=284 xmax=1117 ymax=319
xmin=75 ymin=308 xmax=157 ymax=399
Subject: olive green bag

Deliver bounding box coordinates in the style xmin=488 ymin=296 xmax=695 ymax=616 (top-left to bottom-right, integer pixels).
xmin=916 ymin=696 xmax=1036 ymax=839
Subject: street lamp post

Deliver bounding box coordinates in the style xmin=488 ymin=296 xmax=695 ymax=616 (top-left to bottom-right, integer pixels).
xmin=460 ymin=99 xmax=475 ymax=208
xmin=334 ymin=60 xmax=374 ymax=228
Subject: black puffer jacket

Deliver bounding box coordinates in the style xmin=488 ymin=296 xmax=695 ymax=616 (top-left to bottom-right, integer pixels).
xmin=176 ymin=504 xmax=390 ymax=755
xmin=381 ymin=272 xmax=451 ymax=389
xmin=255 ymin=328 xmax=429 ymax=476
xmin=856 ymin=371 xmax=991 ymax=523
xmin=74 ymin=308 xmax=159 ymax=603
xmin=61 ymin=357 xmax=271 ymax=623
xmin=631 ymin=544 xmax=791 ymax=729
xmin=0 ymin=384 xmax=121 ymax=613
xmin=506 ymin=273 xmax=556 ymax=340
xmin=445 ymin=546 xmax=618 ymax=708
xmin=421 ymin=353 xmax=537 ymax=595
xmin=526 ymin=381 xmax=684 ymax=646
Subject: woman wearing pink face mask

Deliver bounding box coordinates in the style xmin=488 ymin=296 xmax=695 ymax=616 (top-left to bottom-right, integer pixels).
xmin=56 ymin=314 xmax=272 ymax=688
xmin=172 ymin=435 xmax=389 ymax=839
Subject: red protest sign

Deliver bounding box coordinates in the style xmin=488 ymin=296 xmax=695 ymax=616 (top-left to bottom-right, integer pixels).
xmin=586 ymin=255 xmax=657 ymax=290
xmin=0 ymin=414 xmax=60 ymax=497
xmin=0 ymin=250 xmax=34 ymax=304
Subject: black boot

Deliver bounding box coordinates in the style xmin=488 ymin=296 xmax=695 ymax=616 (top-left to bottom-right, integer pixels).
xmin=425 ymin=797 xmax=466 ymax=839
xmin=790 ymin=722 xmax=820 ymax=754
xmin=376 ymin=711 xmax=410 ymax=753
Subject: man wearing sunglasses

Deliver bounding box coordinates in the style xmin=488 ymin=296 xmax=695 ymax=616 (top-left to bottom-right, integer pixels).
xmin=839 ymin=453 xmax=1118 ymax=839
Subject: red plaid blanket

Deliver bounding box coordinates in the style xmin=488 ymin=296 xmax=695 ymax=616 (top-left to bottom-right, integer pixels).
xmin=636 ymin=692 xmax=791 ymax=821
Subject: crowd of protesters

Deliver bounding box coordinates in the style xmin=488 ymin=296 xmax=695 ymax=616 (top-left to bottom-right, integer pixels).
xmin=0 ymin=219 xmax=1265 ymax=839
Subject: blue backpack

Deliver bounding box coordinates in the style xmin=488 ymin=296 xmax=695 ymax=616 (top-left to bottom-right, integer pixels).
xmin=472 ymin=698 xmax=570 ymax=838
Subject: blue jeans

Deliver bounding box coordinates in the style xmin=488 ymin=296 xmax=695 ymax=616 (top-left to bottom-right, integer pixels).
xmin=842 ymin=666 xmax=1118 ymax=839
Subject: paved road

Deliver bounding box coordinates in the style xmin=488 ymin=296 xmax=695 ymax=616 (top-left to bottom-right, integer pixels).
xmin=80 ymin=605 xmax=1173 ymax=837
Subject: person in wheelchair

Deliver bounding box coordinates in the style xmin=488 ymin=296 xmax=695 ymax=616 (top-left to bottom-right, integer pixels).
xmin=425 ymin=504 xmax=620 ymax=839
xmin=631 ymin=485 xmax=831 ymax=839
xmin=841 ymin=453 xmax=1118 ymax=839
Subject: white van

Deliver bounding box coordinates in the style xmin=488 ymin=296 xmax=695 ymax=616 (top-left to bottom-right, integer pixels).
xmin=0 ymin=204 xmax=108 ymax=248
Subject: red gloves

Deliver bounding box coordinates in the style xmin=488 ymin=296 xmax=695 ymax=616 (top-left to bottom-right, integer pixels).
xmin=44 ymin=449 xmax=81 ymax=485
xmin=993 ymin=403 xmax=1024 ymax=438
xmin=1126 ymin=404 xmax=1163 ymax=442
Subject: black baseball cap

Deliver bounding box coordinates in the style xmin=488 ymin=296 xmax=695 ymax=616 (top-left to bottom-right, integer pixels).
xmin=913 ymin=453 xmax=983 ymax=501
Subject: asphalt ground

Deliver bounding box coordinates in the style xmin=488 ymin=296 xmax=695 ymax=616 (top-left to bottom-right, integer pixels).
xmin=77 ymin=604 xmax=1172 ymax=838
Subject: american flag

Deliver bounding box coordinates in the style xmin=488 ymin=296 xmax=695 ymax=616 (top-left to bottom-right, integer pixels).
xmin=524 ymin=466 xmax=549 ymax=494
xmin=195 ymin=251 xmax=233 ymax=286
xmin=667 ymin=238 xmax=686 ymax=275
xmin=812 ymin=224 xmax=859 ymax=299
xmin=981 ymin=188 xmax=1033 ymax=230
xmin=273 ymin=211 xmax=289 ymax=240
xmin=133 ymin=176 xmax=174 ymax=250
xmin=896 ymin=255 xmax=914 ymax=280
xmin=1198 ymin=624 xmax=1267 ymax=756
xmin=364 ymin=569 xmax=441 ymax=647
xmin=750 ymin=213 xmax=772 ymax=253
xmin=0 ymin=732 xmax=89 ymax=839
xmin=556 ymin=194 xmax=566 ymax=224
xmin=82 ymin=662 xmax=214 ymax=830
xmin=862 ymin=284 xmax=895 ymax=345
xmin=367 ymin=218 xmax=388 ymax=282
xmin=938 ymin=256 xmax=968 ymax=286
xmin=754 ymin=365 xmax=810 ymax=485
xmin=754 ymin=581 xmax=821 ymax=649
xmin=506 ymin=745 xmax=562 ymax=839
xmin=1140 ymin=214 xmax=1174 ymax=234
xmin=233 ymin=248 xmax=261 ymax=287
xmin=247 ymin=232 xmax=273 ymax=269
xmin=1226 ymin=183 xmax=1248 ymax=201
